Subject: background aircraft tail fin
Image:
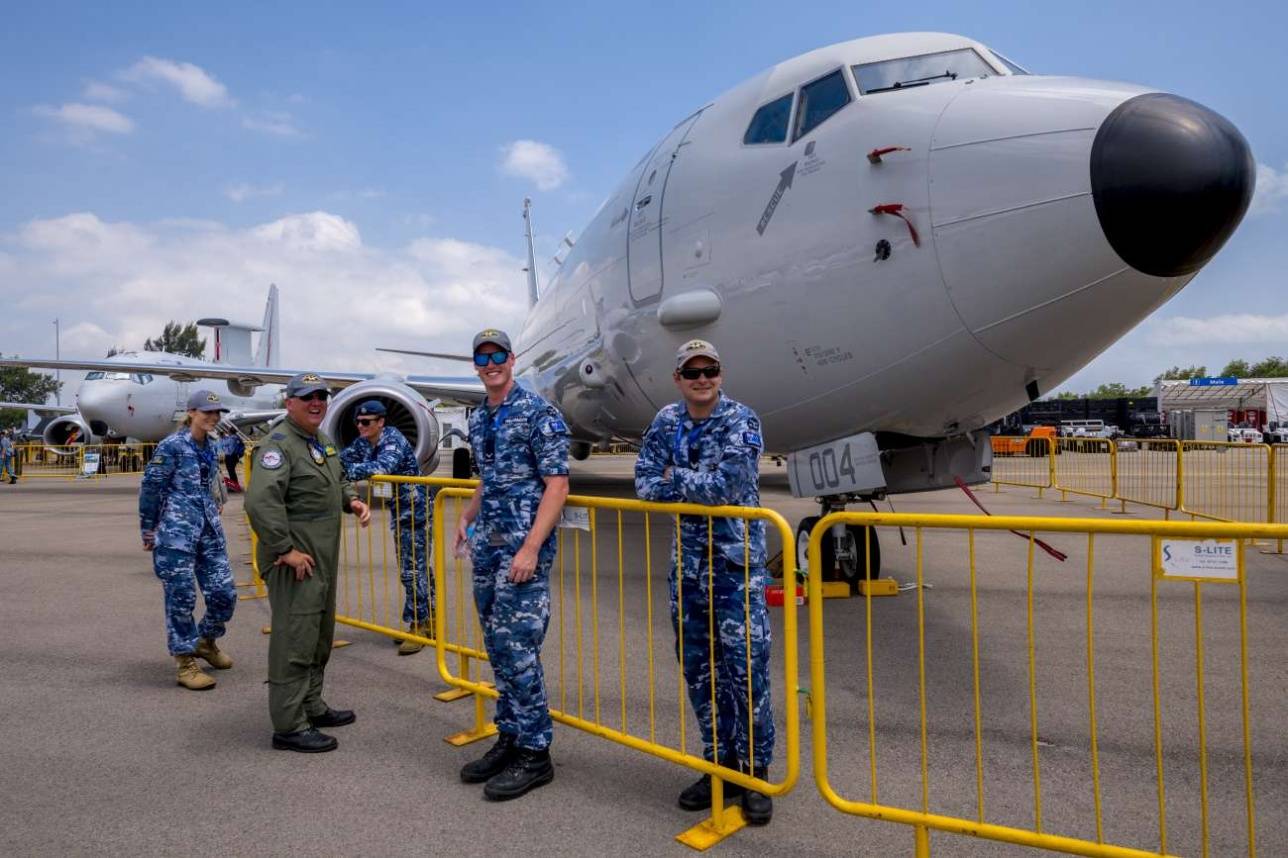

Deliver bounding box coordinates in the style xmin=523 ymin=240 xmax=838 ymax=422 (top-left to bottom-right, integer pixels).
xmin=254 ymin=284 xmax=280 ymax=368
xmin=522 ymin=198 xmax=540 ymax=308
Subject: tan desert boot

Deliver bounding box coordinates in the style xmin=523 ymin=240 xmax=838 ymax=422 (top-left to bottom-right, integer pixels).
xmin=175 ymin=655 xmax=216 ymax=690
xmin=194 ymin=637 xmax=233 ymax=669
xmin=397 ymin=624 xmax=430 ymax=656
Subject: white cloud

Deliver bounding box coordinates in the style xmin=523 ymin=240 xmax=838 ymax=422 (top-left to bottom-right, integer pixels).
xmin=82 ymin=80 xmax=127 ymax=103
xmin=242 ymin=110 xmax=302 ymax=137
xmin=224 ymin=182 xmax=285 ymax=203
xmin=1 ymin=211 xmax=527 ymax=376
xmin=122 ymin=56 xmax=233 ymax=108
xmin=499 ymin=140 xmax=569 ymax=191
xmin=32 ymin=103 xmax=134 ymax=136
xmin=1251 ymin=162 xmax=1288 ymax=215
xmin=1145 ymin=313 xmax=1288 ymax=345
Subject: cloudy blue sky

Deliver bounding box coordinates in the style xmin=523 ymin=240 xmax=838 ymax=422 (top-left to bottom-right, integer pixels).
xmin=2 ymin=1 xmax=1285 ymax=397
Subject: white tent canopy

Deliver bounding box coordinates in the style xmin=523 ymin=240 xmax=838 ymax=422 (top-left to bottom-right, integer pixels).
xmin=1157 ymin=378 xmax=1288 ymax=422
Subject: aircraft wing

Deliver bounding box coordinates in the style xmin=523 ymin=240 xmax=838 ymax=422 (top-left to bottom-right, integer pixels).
xmin=0 ymin=357 xmax=486 ymax=404
xmin=0 ymin=400 xmax=78 ymax=416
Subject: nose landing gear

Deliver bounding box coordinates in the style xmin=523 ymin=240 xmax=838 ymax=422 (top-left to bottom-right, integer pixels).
xmin=795 ymin=497 xmax=882 ymax=592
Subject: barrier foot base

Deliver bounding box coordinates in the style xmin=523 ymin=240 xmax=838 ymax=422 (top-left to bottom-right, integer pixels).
xmin=676 ymin=805 xmax=746 ymax=851
xmin=444 ymin=720 xmax=497 ymax=747
xmin=261 ymin=626 xmax=272 ymax=635
xmin=332 ymin=639 xmax=351 ymax=649
xmin=434 ymin=687 xmax=474 ymax=703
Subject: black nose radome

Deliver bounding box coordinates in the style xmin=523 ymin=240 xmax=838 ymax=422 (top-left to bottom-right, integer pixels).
xmin=1091 ymin=93 xmax=1254 ymax=278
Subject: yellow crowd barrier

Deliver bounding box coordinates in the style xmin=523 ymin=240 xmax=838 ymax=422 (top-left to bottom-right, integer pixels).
xmin=991 ymin=436 xmax=1054 ymax=495
xmin=9 ymin=442 xmax=156 ymax=479
xmin=807 ymin=511 xmax=1274 ymax=857
xmin=1054 ymin=437 xmax=1116 ymax=507
xmin=429 ymin=483 xmax=800 ymax=849
xmin=993 ymin=436 xmax=1280 ymax=524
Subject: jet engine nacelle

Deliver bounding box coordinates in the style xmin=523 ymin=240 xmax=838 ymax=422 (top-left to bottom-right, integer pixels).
xmin=226 ymin=379 xmax=261 ymax=398
xmin=43 ymin=414 xmax=99 ymax=448
xmin=320 ymin=379 xmax=440 ymax=474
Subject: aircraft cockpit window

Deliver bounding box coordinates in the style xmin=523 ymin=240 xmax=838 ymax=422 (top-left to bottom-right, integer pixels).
xmin=743 ymin=93 xmax=793 ymax=145
xmin=991 ymin=51 xmax=1031 ymax=75
xmin=85 ymin=371 xmax=104 ymax=380
xmin=132 ymin=373 xmax=153 ymax=385
xmin=792 ymin=69 xmax=851 ymax=142
xmin=102 ymin=371 xmax=133 ymax=381
xmin=854 ymin=48 xmax=995 ymax=95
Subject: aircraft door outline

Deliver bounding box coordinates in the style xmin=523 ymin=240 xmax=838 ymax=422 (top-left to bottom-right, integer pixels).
xmin=627 ymin=110 xmax=704 ymax=306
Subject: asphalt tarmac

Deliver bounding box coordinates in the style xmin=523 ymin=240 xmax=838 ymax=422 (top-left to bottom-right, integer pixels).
xmin=1 ymin=457 xmax=1284 ymax=857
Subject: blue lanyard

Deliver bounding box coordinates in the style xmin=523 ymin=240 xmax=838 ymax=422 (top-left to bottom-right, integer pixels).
xmin=673 ymin=416 xmax=709 ymax=467
xmin=485 ymin=403 xmax=510 ymax=460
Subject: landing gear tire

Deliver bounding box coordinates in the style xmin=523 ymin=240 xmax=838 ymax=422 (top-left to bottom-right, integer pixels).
xmin=797 ymin=518 xmax=881 ymax=590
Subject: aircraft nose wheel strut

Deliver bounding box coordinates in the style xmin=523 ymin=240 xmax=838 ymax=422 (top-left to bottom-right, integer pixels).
xmin=795 ymin=498 xmax=881 ymax=592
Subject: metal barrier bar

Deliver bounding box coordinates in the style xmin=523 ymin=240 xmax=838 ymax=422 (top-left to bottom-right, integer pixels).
xmin=428 ymin=484 xmax=800 ymax=849
xmin=1180 ymin=441 xmax=1270 ymax=523
xmin=8 ymin=443 xmax=157 ymax=479
xmin=1053 ymin=438 xmax=1116 ymax=507
xmin=808 ymin=511 xmax=1274 ymax=857
xmin=990 ymin=436 xmax=1055 ymax=496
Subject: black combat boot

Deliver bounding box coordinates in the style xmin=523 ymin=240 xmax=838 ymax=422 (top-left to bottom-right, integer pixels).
xmin=482 ymin=747 xmax=555 ymax=801
xmin=740 ymin=765 xmax=773 ymax=825
xmin=460 ymin=732 xmax=517 ymax=783
xmin=677 ymin=758 xmax=743 ymax=811
xmin=271 ymin=728 xmax=338 ymax=753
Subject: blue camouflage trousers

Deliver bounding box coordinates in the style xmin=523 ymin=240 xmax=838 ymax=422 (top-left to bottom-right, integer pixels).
xmin=393 ymin=514 xmax=431 ymax=628
xmin=669 ymin=553 xmax=774 ymax=770
xmin=153 ymin=528 xmax=237 ymax=656
xmin=472 ymin=540 xmax=553 ymax=751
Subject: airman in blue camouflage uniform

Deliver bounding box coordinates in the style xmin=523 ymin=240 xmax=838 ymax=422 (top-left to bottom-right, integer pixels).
xmin=139 ymin=389 xmax=238 ymax=691
xmin=453 ymin=328 xmax=570 ymax=801
xmin=635 ymin=339 xmax=775 ymax=825
xmin=340 ymin=400 xmax=433 ymax=654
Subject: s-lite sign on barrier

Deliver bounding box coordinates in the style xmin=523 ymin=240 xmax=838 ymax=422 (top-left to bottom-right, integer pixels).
xmin=1179 ymin=441 xmax=1270 ymax=524
xmin=808 ymin=512 xmax=1275 ymax=858
xmin=1054 ymin=437 xmax=1116 ymax=507
xmin=990 ymin=436 xmax=1054 ymax=495
xmin=430 ymin=484 xmax=800 ymax=851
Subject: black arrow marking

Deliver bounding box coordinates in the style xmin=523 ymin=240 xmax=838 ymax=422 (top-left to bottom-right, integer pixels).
xmin=756 ymin=161 xmax=797 ymax=236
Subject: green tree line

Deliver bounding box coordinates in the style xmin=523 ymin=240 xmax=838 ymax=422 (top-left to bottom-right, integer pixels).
xmin=1054 ymin=357 xmax=1288 ymax=400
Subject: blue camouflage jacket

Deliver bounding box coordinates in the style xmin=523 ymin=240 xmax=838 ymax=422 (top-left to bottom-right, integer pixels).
xmin=340 ymin=425 xmax=428 ymax=523
xmin=635 ymin=393 xmax=766 ymax=566
xmin=468 ymin=384 xmax=570 ymax=550
xmin=139 ymin=429 xmax=225 ymax=551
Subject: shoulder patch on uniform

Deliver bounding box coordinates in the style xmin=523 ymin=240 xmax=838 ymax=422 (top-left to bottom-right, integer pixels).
xmin=260 ymin=449 xmax=284 ymax=470
xmin=545 ymin=416 xmax=569 ymax=435
xmin=270 ymin=432 xmax=286 ymax=441
xmin=149 ymin=454 xmax=167 ymax=466
xmin=746 ymin=416 xmax=761 ymax=431
xmin=743 ymin=432 xmax=763 ymax=448
xmin=324 ymin=445 xmax=336 ymax=456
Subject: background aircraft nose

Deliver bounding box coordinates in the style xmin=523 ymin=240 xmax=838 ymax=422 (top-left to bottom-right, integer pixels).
xmin=1090 ymin=93 xmax=1254 ymax=277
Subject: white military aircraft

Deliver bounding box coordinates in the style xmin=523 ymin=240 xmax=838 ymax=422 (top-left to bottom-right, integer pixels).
xmin=4 ymin=287 xmax=286 ymax=446
xmin=4 ymin=33 xmax=1255 ymax=581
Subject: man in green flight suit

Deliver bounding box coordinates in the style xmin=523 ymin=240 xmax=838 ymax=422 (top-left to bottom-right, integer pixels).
xmin=245 ymin=372 xmax=372 ymax=753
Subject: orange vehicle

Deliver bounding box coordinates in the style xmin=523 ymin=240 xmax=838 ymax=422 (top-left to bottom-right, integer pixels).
xmin=990 ymin=425 xmax=1057 ymax=457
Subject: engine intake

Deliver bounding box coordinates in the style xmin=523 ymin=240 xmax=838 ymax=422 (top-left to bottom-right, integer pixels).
xmin=43 ymin=414 xmax=98 ymax=448
xmin=320 ymin=379 xmax=440 ymax=474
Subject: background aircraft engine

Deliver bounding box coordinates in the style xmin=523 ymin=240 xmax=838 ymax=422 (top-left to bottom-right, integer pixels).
xmin=43 ymin=414 xmax=98 ymax=447
xmin=320 ymin=379 xmax=440 ymax=474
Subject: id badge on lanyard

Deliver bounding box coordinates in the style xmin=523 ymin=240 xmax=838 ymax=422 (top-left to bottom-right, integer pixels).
xmin=673 ymin=418 xmax=708 ymax=468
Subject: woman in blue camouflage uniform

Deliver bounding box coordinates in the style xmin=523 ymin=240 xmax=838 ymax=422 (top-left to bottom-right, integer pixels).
xmin=139 ymin=389 xmax=237 ymax=690
xmin=635 ymin=339 xmax=775 ymax=825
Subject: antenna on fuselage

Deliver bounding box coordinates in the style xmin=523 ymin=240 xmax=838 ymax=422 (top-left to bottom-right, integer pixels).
xmin=522 ymin=198 xmax=540 ymax=308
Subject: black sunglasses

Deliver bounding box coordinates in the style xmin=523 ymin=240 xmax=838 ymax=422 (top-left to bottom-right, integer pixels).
xmin=474 ymin=350 xmax=510 ymax=367
xmin=678 ymin=365 xmax=721 ymax=380
xmin=296 ymin=391 xmax=330 ymax=402
xmin=355 ymin=417 xmax=380 ymax=426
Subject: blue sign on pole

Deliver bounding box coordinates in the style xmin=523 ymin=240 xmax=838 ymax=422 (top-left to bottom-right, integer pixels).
xmin=1189 ymin=377 xmax=1239 ymax=387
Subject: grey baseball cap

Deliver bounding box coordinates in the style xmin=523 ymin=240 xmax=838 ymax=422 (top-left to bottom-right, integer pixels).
xmin=186 ymin=389 xmax=230 ymax=413
xmin=472 ymin=328 xmax=512 ymax=353
xmin=675 ymin=339 xmax=720 ymax=369
xmin=283 ymin=372 xmax=330 ymax=398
